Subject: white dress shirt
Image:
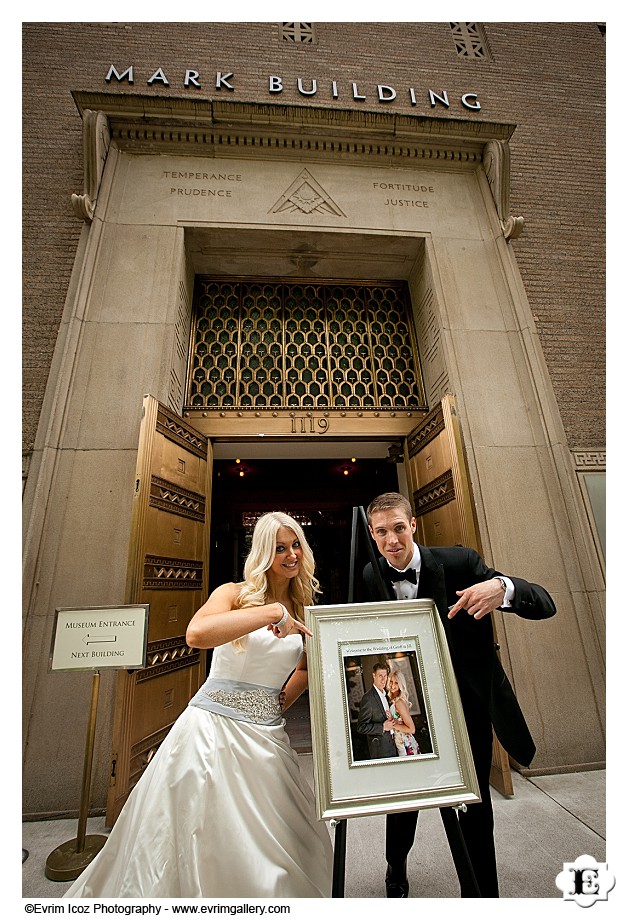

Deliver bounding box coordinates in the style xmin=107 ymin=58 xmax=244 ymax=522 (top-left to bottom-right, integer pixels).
xmin=386 ymin=544 xmax=515 ymax=607
xmin=386 ymin=544 xmax=422 ymax=600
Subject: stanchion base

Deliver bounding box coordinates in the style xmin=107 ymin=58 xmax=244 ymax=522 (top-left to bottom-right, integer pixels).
xmin=45 ymin=835 xmax=108 ymax=882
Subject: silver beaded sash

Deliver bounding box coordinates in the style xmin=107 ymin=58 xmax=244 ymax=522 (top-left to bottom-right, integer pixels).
xmin=188 ymin=677 xmax=283 ymax=725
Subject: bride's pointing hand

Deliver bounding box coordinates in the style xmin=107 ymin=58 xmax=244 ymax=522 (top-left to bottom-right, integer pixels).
xmin=269 ymin=617 xmax=313 ymax=639
xmin=268 ymin=606 xmax=313 ymax=639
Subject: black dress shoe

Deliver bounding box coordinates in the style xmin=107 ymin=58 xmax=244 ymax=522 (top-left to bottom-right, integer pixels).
xmin=386 ymin=862 xmax=409 ymax=898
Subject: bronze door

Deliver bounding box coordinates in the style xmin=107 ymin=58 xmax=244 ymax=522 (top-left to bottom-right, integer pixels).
xmin=404 ymin=395 xmax=513 ymax=796
xmin=106 ymin=396 xmax=212 ymax=824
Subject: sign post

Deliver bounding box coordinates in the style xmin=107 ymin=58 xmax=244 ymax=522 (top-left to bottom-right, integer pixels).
xmin=44 ymin=605 xmax=149 ymax=882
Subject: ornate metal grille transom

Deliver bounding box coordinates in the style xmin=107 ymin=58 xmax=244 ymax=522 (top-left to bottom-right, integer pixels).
xmin=186 ymin=280 xmax=425 ymax=412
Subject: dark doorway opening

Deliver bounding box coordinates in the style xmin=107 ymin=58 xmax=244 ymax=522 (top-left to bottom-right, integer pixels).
xmin=208 ymin=455 xmax=399 ymax=750
xmin=209 ymin=457 xmax=398 ymax=604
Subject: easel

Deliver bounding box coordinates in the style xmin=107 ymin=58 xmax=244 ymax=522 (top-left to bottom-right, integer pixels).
xmin=331 ymin=506 xmax=480 ymax=898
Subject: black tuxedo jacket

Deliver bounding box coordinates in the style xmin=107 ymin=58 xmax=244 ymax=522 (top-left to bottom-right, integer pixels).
xmin=363 ymin=545 xmax=556 ymax=766
xmin=356 ymin=685 xmax=398 ymax=759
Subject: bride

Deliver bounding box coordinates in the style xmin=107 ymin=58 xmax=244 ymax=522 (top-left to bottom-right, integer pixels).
xmin=64 ymin=511 xmax=333 ymax=898
xmin=387 ymin=669 xmax=420 ymax=757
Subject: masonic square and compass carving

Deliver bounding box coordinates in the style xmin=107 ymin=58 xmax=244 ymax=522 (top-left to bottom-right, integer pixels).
xmin=269 ymin=168 xmax=346 ymax=217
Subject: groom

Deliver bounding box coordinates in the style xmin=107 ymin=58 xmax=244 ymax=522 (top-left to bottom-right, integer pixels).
xmin=356 ymin=662 xmax=399 ymax=760
xmin=362 ymin=492 xmax=556 ymax=898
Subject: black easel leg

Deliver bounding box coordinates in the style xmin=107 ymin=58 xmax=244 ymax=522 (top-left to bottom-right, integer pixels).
xmin=440 ymin=807 xmax=481 ymax=897
xmin=332 ymin=819 xmax=347 ymax=897
xmin=332 ymin=507 xmax=387 ymax=899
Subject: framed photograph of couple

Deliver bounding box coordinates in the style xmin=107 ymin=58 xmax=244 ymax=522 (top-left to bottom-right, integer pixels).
xmin=304 ymin=599 xmax=480 ymax=821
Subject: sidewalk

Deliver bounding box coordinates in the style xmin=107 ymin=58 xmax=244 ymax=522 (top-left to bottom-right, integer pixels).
xmin=23 ymin=758 xmax=605 ymax=899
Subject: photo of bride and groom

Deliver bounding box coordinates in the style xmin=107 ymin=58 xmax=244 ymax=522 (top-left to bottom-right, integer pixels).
xmin=345 ymin=653 xmax=434 ymax=763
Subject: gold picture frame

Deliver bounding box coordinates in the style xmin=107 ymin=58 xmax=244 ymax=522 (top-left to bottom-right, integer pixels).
xmin=305 ymin=599 xmax=480 ymax=821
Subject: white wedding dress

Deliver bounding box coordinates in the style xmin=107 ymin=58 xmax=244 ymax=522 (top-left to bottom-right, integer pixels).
xmin=64 ymin=628 xmax=333 ymax=898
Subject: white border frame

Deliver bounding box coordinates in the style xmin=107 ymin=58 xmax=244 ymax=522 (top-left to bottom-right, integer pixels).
xmin=305 ymin=598 xmax=480 ymax=821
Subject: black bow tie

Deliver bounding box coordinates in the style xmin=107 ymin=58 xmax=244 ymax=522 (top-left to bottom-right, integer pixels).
xmin=388 ymin=567 xmax=417 ymax=584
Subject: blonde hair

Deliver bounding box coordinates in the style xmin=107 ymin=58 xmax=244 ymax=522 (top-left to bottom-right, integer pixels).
xmin=388 ymin=668 xmax=411 ymax=703
xmin=235 ymin=511 xmax=321 ymax=623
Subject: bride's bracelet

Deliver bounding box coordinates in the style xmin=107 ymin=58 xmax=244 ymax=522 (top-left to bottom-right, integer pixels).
xmin=272 ymin=604 xmax=290 ymax=630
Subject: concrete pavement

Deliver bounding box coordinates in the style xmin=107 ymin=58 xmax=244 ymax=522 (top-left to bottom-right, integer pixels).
xmin=22 ymin=759 xmax=605 ymax=900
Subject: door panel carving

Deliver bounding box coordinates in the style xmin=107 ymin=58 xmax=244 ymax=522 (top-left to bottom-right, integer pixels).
xmin=405 ymin=395 xmax=513 ymax=796
xmin=406 ymin=396 xmax=480 ymax=552
xmin=106 ymin=396 xmax=212 ymax=825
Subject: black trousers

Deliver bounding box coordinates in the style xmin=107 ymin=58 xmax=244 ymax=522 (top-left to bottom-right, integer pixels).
xmin=386 ymin=696 xmax=498 ymax=897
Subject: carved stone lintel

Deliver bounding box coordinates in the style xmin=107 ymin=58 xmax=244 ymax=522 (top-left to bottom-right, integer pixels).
xmin=71 ymin=109 xmax=111 ymax=223
xmin=484 ymin=139 xmax=524 ymax=241
xmin=572 ymin=449 xmax=606 ymax=472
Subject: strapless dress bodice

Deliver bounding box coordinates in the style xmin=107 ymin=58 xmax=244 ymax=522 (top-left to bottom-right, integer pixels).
xmin=209 ymin=626 xmax=304 ymax=688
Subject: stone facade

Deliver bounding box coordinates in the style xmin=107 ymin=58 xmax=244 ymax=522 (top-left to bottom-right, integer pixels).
xmin=23 ymin=21 xmax=605 ymax=452
xmin=22 ymin=23 xmax=605 ymax=818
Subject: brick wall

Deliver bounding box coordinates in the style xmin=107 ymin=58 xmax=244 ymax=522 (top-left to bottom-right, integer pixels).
xmin=22 ymin=22 xmax=605 ymax=450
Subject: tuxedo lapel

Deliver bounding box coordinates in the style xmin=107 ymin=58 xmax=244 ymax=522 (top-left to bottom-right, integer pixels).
xmin=417 ymin=545 xmax=453 ymax=644
xmin=370 ymin=685 xmax=387 ymax=717
xmin=374 ymin=548 xmax=448 ymax=612
xmin=376 ymin=557 xmax=396 ymax=600
xmin=417 ymin=546 xmax=447 ymax=614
